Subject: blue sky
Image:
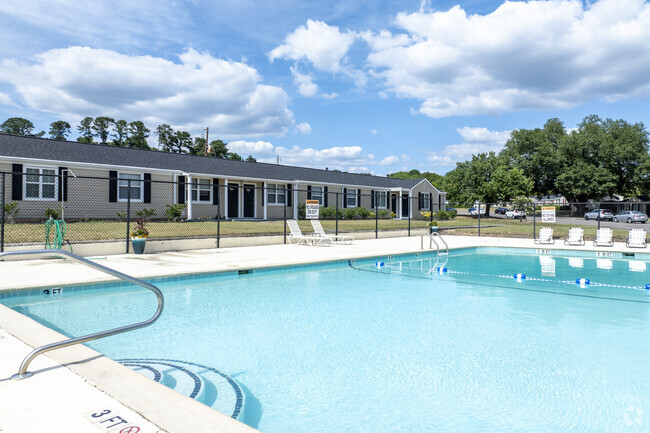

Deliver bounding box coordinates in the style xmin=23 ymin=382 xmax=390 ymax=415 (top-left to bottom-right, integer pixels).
xmin=1 ymin=0 xmax=649 ymax=175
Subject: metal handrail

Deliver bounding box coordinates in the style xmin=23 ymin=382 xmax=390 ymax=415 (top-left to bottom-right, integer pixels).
xmin=420 ymin=232 xmax=449 ymax=255
xmin=0 ymin=249 xmax=164 ymax=380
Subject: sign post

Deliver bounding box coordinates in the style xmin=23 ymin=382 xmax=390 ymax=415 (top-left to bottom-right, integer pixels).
xmin=305 ymin=200 xmax=320 ymax=220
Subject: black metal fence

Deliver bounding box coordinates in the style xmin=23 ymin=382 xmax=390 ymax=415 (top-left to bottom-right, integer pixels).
xmin=1 ymin=171 xmax=440 ymax=253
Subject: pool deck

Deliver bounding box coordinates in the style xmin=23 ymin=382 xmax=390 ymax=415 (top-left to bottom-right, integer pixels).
xmin=0 ymin=234 xmax=647 ymax=433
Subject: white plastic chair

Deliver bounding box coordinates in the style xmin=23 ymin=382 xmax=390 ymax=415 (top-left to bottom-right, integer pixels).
xmin=310 ymin=220 xmax=353 ymax=245
xmin=593 ymin=228 xmax=613 ymax=247
xmin=564 ymin=227 xmax=584 ymax=246
xmin=286 ymin=220 xmax=331 ymax=246
xmin=534 ymin=227 xmax=554 ymax=244
xmin=626 ymin=229 xmax=647 ymax=248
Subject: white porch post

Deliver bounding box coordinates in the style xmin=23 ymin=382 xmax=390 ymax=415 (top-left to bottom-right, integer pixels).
xmin=186 ymin=174 xmax=193 ymax=220
xmin=293 ymin=183 xmax=299 ymax=219
xmin=224 ymin=179 xmax=229 ymax=219
xmin=263 ymin=182 xmax=268 ymax=220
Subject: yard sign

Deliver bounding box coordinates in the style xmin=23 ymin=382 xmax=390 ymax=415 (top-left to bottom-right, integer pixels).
xmin=305 ymin=200 xmax=320 ymax=220
xmin=541 ymin=206 xmax=556 ymax=223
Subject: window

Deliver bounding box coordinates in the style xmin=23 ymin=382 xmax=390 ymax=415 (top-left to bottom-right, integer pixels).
xmin=376 ymin=191 xmax=387 ymax=208
xmin=118 ymin=173 xmax=142 ymax=202
xmin=267 ymin=184 xmax=285 ymax=205
xmin=311 ymin=186 xmax=324 ymax=205
xmin=346 ymin=189 xmax=358 ymax=207
xmin=24 ymin=167 xmax=57 ymax=200
xmin=420 ymin=193 xmax=431 ymax=210
xmin=192 ymin=178 xmax=211 ymax=202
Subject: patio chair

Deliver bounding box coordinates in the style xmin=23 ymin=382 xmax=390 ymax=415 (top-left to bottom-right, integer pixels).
xmin=626 ymin=229 xmax=647 ymax=248
xmin=286 ymin=220 xmax=331 ymax=246
xmin=564 ymin=227 xmax=584 ymax=246
xmin=593 ymin=228 xmax=613 ymax=247
xmin=310 ymin=220 xmax=354 ymax=245
xmin=534 ymin=227 xmax=554 ymax=244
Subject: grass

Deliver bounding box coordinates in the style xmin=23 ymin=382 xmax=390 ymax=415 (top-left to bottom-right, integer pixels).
xmin=1 ymin=216 xmax=637 ymax=245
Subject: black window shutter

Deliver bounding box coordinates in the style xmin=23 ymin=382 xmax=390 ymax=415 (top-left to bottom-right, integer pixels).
xmin=57 ymin=167 xmax=68 ymax=201
xmin=144 ymin=173 xmax=151 ymax=203
xmin=307 ymin=185 xmax=312 ymax=200
xmin=357 ymin=189 xmax=360 ymax=207
xmin=177 ymin=176 xmax=186 ymax=204
xmin=418 ymin=192 xmax=424 ymax=210
xmin=287 ymin=184 xmax=292 ymax=207
xmin=324 ymin=186 xmax=328 ymax=207
xmin=213 ymin=178 xmax=219 ymax=205
xmin=343 ymin=188 xmax=347 ymax=208
xmin=11 ymin=164 xmax=23 ymax=200
xmin=261 ymin=183 xmax=264 ymax=206
xmin=371 ymin=190 xmax=375 ymax=208
xmin=109 ymin=170 xmax=118 ymax=202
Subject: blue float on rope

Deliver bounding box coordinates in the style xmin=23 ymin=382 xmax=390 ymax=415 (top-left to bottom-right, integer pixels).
xmin=645 ymin=284 xmax=650 ymax=291
xmin=513 ymin=273 xmax=526 ymax=281
xmin=436 ymin=267 xmax=448 ymax=275
xmin=576 ymin=278 xmax=590 ymax=287
xmin=376 ymin=261 xmax=385 ymax=269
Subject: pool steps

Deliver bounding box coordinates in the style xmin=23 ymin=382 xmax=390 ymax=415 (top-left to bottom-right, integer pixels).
xmin=118 ymin=358 xmax=244 ymax=420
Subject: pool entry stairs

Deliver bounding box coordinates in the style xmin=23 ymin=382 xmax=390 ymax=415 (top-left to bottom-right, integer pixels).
xmin=118 ymin=358 xmax=245 ymax=421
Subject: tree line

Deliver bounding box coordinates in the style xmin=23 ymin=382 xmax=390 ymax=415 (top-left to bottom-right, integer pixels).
xmin=0 ymin=116 xmax=256 ymax=162
xmin=424 ymin=115 xmax=650 ymax=215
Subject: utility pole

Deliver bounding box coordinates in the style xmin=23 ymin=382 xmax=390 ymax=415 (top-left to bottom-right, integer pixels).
xmin=204 ymin=127 xmax=209 ymax=156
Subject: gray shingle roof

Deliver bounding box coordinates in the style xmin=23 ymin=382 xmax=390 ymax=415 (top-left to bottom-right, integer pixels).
xmin=0 ymin=133 xmax=432 ymax=190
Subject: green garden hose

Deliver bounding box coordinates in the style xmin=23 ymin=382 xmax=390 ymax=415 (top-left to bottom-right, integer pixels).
xmin=44 ymin=218 xmax=67 ymax=250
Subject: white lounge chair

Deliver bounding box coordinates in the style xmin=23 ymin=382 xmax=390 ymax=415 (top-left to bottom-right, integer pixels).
xmin=626 ymin=229 xmax=647 ymax=248
xmin=310 ymin=220 xmax=354 ymax=245
xmin=593 ymin=228 xmax=613 ymax=247
xmin=286 ymin=220 xmax=331 ymax=246
xmin=534 ymin=227 xmax=554 ymax=244
xmin=564 ymin=227 xmax=584 ymax=246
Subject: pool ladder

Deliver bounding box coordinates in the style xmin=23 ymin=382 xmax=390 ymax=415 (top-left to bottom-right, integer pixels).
xmin=421 ymin=232 xmax=449 ymax=255
xmin=0 ymin=249 xmax=164 ymax=380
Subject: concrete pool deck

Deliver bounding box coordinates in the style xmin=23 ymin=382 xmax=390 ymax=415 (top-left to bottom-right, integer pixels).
xmin=0 ymin=234 xmax=647 ymax=432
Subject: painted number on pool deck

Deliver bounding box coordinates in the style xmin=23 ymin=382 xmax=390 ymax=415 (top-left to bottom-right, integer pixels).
xmin=85 ymin=409 xmax=144 ymax=432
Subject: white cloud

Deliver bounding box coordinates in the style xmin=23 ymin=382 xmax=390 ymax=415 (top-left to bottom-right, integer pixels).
xmin=370 ymin=129 xmax=378 ymax=134
xmin=364 ymin=0 xmax=650 ymax=117
xmin=295 ymin=122 xmax=312 ymax=134
xmin=427 ymin=127 xmax=511 ymax=171
xmin=290 ymin=65 xmax=319 ymax=97
xmin=227 ymin=140 xmax=275 ymax=156
xmin=0 ymin=92 xmax=17 ymax=107
xmin=260 ymin=145 xmax=371 ymax=170
xmin=0 ymin=47 xmax=294 ymax=137
xmin=379 ymin=155 xmax=399 ymax=166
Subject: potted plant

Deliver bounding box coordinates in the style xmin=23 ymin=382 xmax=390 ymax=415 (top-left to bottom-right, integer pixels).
xmin=130 ymin=218 xmax=149 ymax=254
xmin=428 ymin=220 xmax=439 ymax=233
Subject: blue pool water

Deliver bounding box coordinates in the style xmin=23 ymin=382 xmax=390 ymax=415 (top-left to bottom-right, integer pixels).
xmin=3 ymin=247 xmax=650 ymax=433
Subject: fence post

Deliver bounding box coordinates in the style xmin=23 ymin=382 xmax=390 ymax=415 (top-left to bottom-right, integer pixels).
xmin=126 ymin=179 xmax=131 ymax=254
xmin=533 ymin=200 xmax=536 ymax=239
xmin=335 ymin=192 xmax=339 ymax=236
xmin=597 ymin=201 xmax=601 ymax=230
xmin=408 ymin=197 xmax=411 ymax=236
xmin=375 ymin=192 xmax=378 ymax=239
xmin=217 ymin=185 xmax=220 ymax=248
xmin=1 ymin=172 xmax=5 ymax=253
xmin=283 ymin=187 xmax=287 ymax=244
xmin=478 ymin=201 xmax=481 ymax=237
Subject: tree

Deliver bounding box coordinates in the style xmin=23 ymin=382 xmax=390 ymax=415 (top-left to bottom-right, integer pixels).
xmin=155 ymin=124 xmax=174 ymax=150
xmin=92 ymin=117 xmax=115 ymax=144
xmin=159 ymin=129 xmax=193 ymax=153
xmin=1 ymin=117 xmax=37 ymax=136
xmin=389 ymin=169 xmax=444 ymax=189
xmin=126 ymin=121 xmax=150 ymax=149
xmin=444 ymin=152 xmax=502 ymax=215
xmin=207 ymin=139 xmax=229 ymax=158
xmin=246 ymin=155 xmax=257 ymax=162
xmin=49 ymin=120 xmax=71 ymax=140
xmin=190 ymin=137 xmax=208 ymax=156
xmin=112 ymin=120 xmax=128 ymax=146
xmin=77 ymin=117 xmax=94 ymax=143
xmin=488 ymin=166 xmax=533 ymax=203
xmin=227 ymin=152 xmax=243 ymax=161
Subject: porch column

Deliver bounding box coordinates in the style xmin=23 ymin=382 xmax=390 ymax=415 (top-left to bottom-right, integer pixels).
xmin=293 ymin=183 xmax=299 ymax=219
xmin=186 ymin=174 xmax=193 ymax=220
xmin=224 ymin=179 xmax=229 ymax=219
xmin=263 ymin=182 xmax=268 ymax=220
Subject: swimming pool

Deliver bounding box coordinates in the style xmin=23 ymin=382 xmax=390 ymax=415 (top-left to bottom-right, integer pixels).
xmin=3 ymin=247 xmax=650 ymax=432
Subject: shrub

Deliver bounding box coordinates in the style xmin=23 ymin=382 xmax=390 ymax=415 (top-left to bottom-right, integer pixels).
xmin=45 ymin=207 xmax=60 ymax=219
xmin=130 ymin=218 xmax=149 ymax=238
xmin=343 ymin=208 xmax=357 ymax=220
xmin=421 ymin=211 xmax=432 ymax=220
xmin=356 ymin=207 xmax=371 ymax=219
xmin=135 ymin=208 xmax=157 ymax=221
xmin=3 ymin=201 xmax=19 ymax=224
xmin=319 ymin=206 xmax=342 ymax=219
xmin=437 ymin=209 xmax=457 ymax=220
xmin=390 ymin=212 xmax=396 ymax=219
xmin=298 ymin=203 xmax=306 ymax=219
xmin=116 ymin=211 xmax=127 ymax=222
xmin=165 ymin=204 xmax=186 ymax=222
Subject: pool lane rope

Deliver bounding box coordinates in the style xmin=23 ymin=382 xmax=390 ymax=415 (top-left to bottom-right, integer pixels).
xmin=370 ymin=262 xmax=650 ymax=292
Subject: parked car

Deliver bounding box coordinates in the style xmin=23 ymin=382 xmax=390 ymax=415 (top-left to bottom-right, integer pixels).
xmin=468 ymin=207 xmax=485 ymax=216
xmin=613 ymin=210 xmax=648 ymax=223
xmin=445 ymin=206 xmax=456 ymax=212
xmin=506 ymin=209 xmax=526 ymax=219
xmin=494 ymin=207 xmax=508 ymax=215
xmin=584 ymin=209 xmax=613 ymax=221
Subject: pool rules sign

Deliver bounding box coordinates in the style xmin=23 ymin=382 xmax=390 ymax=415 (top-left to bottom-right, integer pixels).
xmin=305 ymin=200 xmax=320 ymax=219
xmin=541 ymin=206 xmax=556 ymax=223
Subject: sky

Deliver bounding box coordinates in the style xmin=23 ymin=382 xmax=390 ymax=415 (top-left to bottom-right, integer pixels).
xmin=1 ymin=0 xmax=649 ymax=175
